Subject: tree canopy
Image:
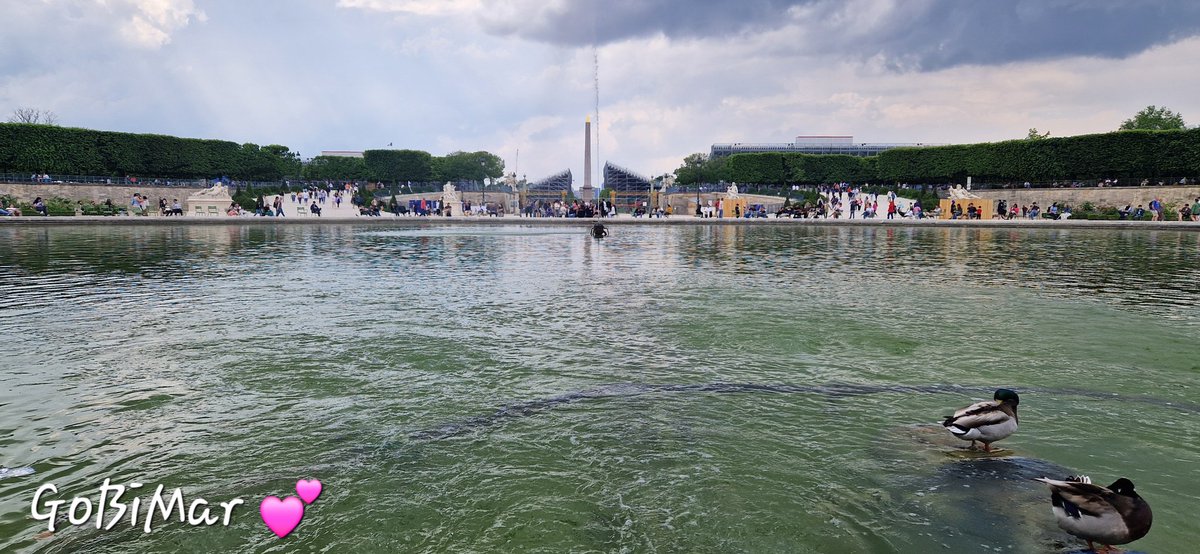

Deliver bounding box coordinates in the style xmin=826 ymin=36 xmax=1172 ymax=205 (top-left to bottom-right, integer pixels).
xmin=673 ymin=153 xmax=729 ymax=185
xmin=1120 ymin=105 xmax=1185 ymax=131
xmin=433 ymin=151 xmax=505 ymax=183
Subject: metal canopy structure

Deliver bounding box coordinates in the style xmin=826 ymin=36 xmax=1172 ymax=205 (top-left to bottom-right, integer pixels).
xmin=525 ymin=169 xmax=573 ymax=203
xmin=603 ymin=162 xmax=652 ymax=212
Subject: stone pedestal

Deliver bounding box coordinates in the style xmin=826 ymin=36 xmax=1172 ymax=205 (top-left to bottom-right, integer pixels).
xmin=721 ymin=197 xmax=748 ymax=218
xmin=186 ymin=184 xmax=234 ymax=216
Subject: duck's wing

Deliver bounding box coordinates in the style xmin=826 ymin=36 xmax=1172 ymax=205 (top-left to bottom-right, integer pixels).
xmin=1034 ymin=478 xmax=1118 ymax=517
xmin=942 ymin=400 xmax=1009 ymax=428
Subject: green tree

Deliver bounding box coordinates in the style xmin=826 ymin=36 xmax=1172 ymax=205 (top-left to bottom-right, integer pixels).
xmin=434 ymin=151 xmax=504 ymax=182
xmin=673 ymin=153 xmax=729 ymax=185
xmin=1119 ymin=105 xmax=1185 ymax=131
xmin=364 ymin=149 xmax=433 ymax=183
xmin=1025 ymin=128 xmax=1050 ymax=140
xmin=674 ymin=153 xmax=709 ymax=185
xmin=261 ymin=144 xmax=302 ymax=178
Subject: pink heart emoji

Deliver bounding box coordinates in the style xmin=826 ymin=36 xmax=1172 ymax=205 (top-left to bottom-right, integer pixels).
xmin=296 ymin=479 xmax=322 ymax=504
xmin=259 ymin=496 xmax=305 ymax=538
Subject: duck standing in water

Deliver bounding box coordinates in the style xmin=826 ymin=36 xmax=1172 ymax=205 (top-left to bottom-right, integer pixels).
xmin=1034 ymin=476 xmax=1152 ymax=553
xmin=941 ymin=388 xmax=1019 ymax=451
xmin=591 ymin=220 xmax=609 ymax=239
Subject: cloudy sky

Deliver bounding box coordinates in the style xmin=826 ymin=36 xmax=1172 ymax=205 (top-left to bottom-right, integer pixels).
xmin=2 ymin=0 xmax=1199 ymax=182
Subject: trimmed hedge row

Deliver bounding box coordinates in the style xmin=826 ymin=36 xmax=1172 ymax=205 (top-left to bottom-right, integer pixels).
xmin=724 ymin=153 xmax=875 ymax=185
xmin=875 ymin=128 xmax=1200 ymax=182
xmin=0 ymin=123 xmax=299 ymax=180
xmin=714 ymin=129 xmax=1200 ymax=185
xmin=0 ymin=124 xmax=508 ymax=185
xmin=301 ymin=150 xmax=505 ymax=183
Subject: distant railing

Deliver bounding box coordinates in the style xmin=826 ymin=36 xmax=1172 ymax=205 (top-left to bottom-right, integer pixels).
xmin=711 ymin=142 xmax=942 ymax=149
xmin=0 ymin=174 xmax=532 ymax=196
xmin=957 ymin=177 xmax=1198 ymax=190
xmin=1 ymin=173 xmax=216 ymax=187
xmin=667 ymin=178 xmax=1199 ymax=195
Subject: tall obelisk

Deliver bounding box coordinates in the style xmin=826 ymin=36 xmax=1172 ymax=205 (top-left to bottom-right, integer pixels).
xmin=581 ymin=116 xmax=594 ymax=202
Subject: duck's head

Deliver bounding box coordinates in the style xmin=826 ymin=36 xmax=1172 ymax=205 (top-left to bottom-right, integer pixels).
xmin=1109 ymin=478 xmax=1139 ymax=497
xmin=993 ymin=389 xmax=1020 ymax=405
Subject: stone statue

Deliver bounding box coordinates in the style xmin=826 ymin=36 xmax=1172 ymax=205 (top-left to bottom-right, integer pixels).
xmin=441 ymin=182 xmax=461 ymax=216
xmin=726 ymin=183 xmax=740 ymax=198
xmin=196 ymin=183 xmax=230 ymax=197
xmin=662 ymin=175 xmax=676 ymax=191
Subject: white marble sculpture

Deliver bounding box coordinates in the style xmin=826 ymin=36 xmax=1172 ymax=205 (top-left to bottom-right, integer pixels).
xmin=441 ymin=182 xmax=462 ymax=216
xmin=195 ymin=183 xmax=230 ymax=197
xmin=726 ymin=183 xmax=741 ymax=198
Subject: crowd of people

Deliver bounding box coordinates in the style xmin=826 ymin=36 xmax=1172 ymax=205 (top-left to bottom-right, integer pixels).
xmin=522 ymin=199 xmax=612 ymax=218
xmin=776 ymin=190 xmax=922 ymax=219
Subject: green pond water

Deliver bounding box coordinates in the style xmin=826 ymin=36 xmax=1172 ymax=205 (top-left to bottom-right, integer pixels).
xmin=0 ymin=223 xmax=1197 ymax=553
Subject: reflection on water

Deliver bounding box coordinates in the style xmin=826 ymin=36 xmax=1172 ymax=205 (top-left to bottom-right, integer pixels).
xmin=0 ymin=223 xmax=1197 ymax=553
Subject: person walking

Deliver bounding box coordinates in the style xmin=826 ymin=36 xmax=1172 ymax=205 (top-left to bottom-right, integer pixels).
xmin=273 ymin=195 xmax=285 ymax=217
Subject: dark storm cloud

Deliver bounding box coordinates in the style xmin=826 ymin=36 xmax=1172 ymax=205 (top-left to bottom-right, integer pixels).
xmin=862 ymin=0 xmax=1200 ymax=70
xmin=481 ymin=0 xmax=804 ymax=45
xmin=483 ymin=0 xmax=1200 ymax=70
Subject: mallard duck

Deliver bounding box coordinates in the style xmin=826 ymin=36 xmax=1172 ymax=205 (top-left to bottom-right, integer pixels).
xmin=941 ymin=388 xmax=1019 ymax=451
xmin=1034 ymin=476 xmax=1152 ymax=553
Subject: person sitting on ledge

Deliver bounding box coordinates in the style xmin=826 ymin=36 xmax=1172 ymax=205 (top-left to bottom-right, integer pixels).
xmin=310 ymin=201 xmax=322 ymax=217
xmin=171 ymin=199 xmax=183 ymax=216
xmin=1132 ymin=205 xmax=1146 ymax=219
xmin=1118 ymin=204 xmax=1132 ymax=220
xmin=33 ymin=197 xmax=48 ymax=216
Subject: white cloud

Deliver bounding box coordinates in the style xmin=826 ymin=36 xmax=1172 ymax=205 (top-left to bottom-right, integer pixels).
xmin=335 ymin=0 xmax=483 ymax=17
xmin=2 ymin=1 xmax=1198 ymax=183
xmin=117 ymin=0 xmax=206 ymax=48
